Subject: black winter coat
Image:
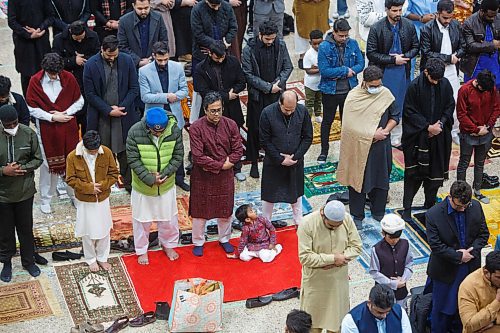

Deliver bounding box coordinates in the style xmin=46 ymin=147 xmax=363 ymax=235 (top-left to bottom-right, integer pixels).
xmin=53 ymin=27 xmax=100 ymax=88
xmin=366 ymin=17 xmax=419 ymax=79
xmin=0 ymin=92 xmax=30 ymax=126
xmin=7 ymin=0 xmax=54 ymax=76
xmin=193 ymin=55 xmax=246 ymax=126
xmin=50 ymin=0 xmax=91 ymax=36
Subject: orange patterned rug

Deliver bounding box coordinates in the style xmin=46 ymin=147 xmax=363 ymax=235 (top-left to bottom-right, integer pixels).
xmin=110 ymin=195 xmax=191 ymax=240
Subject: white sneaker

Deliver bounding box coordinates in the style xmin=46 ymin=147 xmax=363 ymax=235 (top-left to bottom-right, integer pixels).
xmin=234 ymin=173 xmax=246 ymax=182
xmin=340 ymin=11 xmax=350 ymax=19
xmin=315 ymin=116 xmax=323 ymax=123
xmin=40 ymin=204 xmax=52 ymax=214
xmin=332 ymin=12 xmax=339 ymax=19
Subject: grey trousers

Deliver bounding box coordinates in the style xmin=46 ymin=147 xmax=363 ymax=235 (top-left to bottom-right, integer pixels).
xmin=253 ymin=10 xmax=283 ymax=39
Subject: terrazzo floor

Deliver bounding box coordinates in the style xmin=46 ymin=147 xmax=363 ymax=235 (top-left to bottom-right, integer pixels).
xmin=0 ymin=1 xmax=499 ymax=332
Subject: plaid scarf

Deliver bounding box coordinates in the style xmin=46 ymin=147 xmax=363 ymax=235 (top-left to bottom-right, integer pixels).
xmin=102 ymin=0 xmax=128 ymax=19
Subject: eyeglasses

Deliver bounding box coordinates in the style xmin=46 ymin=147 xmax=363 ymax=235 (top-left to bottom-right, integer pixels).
xmin=207 ymin=108 xmax=223 ymax=115
xmin=451 ymin=197 xmax=472 ymax=210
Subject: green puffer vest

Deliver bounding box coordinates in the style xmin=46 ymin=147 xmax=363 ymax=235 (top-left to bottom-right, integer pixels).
xmin=128 ymin=116 xmax=182 ymax=196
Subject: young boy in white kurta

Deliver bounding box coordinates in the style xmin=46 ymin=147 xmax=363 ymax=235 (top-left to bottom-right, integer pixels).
xmin=66 ymin=131 xmax=119 ymax=272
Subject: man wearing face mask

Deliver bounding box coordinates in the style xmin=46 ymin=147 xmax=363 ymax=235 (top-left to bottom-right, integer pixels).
xmin=242 ymin=19 xmax=293 ymax=179
xmin=0 ymin=105 xmax=43 ymax=282
xmin=461 ymin=0 xmax=500 ymax=89
xmin=84 ymin=35 xmax=140 ymax=193
xmin=127 ymin=107 xmax=184 ymax=264
xmin=401 ymin=58 xmax=455 ymax=222
xmin=193 ymin=40 xmax=247 ymax=181
xmin=459 ymin=250 xmax=500 ymax=333
xmin=337 ymin=66 xmax=399 ymax=230
xmin=139 ymin=41 xmax=190 ymax=191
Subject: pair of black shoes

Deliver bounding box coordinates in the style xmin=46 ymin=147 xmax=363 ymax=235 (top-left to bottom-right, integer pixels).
xmin=482 ymin=173 xmax=499 ymax=189
xmin=245 ymin=287 xmax=300 ymax=308
xmin=1 ymin=261 xmax=41 ymax=282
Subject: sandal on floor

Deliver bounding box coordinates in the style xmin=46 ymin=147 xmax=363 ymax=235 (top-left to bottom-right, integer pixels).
xmin=70 ymin=322 xmax=104 ymax=333
xmin=104 ymin=316 xmax=129 ymax=333
xmin=129 ymin=311 xmax=156 ymax=327
xmin=110 ymin=239 xmax=134 ymax=253
xmin=207 ymin=224 xmax=218 ymax=235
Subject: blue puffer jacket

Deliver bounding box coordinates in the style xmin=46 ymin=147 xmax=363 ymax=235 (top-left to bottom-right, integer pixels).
xmin=318 ymin=33 xmax=365 ymax=95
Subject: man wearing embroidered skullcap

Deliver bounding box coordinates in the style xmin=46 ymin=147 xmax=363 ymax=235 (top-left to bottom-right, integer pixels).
xmin=126 ymin=107 xmax=184 ymax=264
xmin=297 ymin=199 xmax=362 ymax=333
xmin=0 ymin=105 xmax=43 ymax=282
xmin=369 ymin=214 xmax=414 ymax=308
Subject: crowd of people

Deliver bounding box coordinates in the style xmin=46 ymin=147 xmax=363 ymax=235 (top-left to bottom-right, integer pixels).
xmin=0 ymin=0 xmax=500 ymax=331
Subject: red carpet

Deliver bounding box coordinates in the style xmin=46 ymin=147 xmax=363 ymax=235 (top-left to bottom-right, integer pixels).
xmin=121 ymin=227 xmax=302 ymax=312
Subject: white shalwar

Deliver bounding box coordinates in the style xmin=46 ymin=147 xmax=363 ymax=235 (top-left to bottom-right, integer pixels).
xmin=131 ymin=186 xmax=179 ymax=255
xmin=240 ymin=244 xmax=283 ymax=263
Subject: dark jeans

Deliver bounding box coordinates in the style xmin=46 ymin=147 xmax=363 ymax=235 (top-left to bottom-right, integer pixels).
xmin=431 ymin=307 xmax=462 ymax=333
xmin=0 ymin=197 xmax=35 ymax=267
xmin=403 ymin=174 xmax=441 ymax=210
xmin=348 ymin=186 xmax=388 ymax=222
xmin=176 ymin=159 xmax=186 ymax=183
xmin=117 ymin=150 xmax=131 ymax=191
xmin=456 ymin=134 xmax=490 ymax=191
xmin=321 ymin=93 xmax=347 ymax=154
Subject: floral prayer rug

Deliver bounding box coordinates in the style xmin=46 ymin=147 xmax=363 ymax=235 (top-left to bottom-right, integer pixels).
xmin=356 ymin=210 xmax=431 ymax=270
xmin=0 ymin=278 xmax=61 ymax=324
xmin=54 ymin=257 xmax=141 ymax=325
xmin=488 ymin=137 xmax=500 ymax=159
xmin=303 ymin=161 xmax=405 ymax=198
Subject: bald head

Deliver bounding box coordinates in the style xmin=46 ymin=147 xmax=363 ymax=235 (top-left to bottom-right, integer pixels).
xmin=279 ymin=90 xmax=298 ymax=116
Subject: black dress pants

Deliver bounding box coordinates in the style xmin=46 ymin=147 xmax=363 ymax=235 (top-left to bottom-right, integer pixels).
xmin=117 ymin=151 xmax=131 ymax=191
xmin=403 ymin=174 xmax=441 ymax=210
xmin=348 ymin=186 xmax=388 ymax=222
xmin=0 ymin=197 xmax=35 ymax=267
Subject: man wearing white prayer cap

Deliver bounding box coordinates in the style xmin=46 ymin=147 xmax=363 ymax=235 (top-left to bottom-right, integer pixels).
xmin=297 ymin=200 xmax=362 ymax=333
xmin=369 ymin=214 xmax=414 ymax=307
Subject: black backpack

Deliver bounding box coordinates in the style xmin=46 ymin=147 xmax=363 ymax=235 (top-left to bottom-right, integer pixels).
xmin=408 ymin=286 xmax=432 ymax=333
xmin=283 ymin=13 xmax=294 ymax=36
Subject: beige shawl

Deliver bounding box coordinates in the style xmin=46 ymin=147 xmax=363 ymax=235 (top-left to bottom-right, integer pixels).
xmin=336 ymin=86 xmax=395 ymax=192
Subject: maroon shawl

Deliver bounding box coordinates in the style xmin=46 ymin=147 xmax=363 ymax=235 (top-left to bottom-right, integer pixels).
xmin=26 ymin=70 xmax=80 ymax=174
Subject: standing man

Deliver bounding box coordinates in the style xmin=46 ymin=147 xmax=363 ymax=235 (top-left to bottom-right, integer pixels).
xmin=456 ymin=70 xmax=500 ymax=204
xmin=84 ymin=35 xmax=140 ymax=193
xmin=298 ymin=200 xmax=362 ymax=333
xmin=26 ymin=53 xmax=83 ymax=214
xmin=461 ymin=0 xmax=500 ymax=89
xmin=127 ymin=108 xmax=184 ymax=263
xmin=259 ymin=91 xmax=313 ymax=226
xmin=0 ymin=105 xmax=43 ymax=282
xmin=189 ymin=92 xmax=243 ymax=257
xmin=366 ymin=0 xmax=419 ymax=147
xmin=317 ymin=19 xmax=364 ymax=163
xmin=336 ymin=66 xmax=398 ymax=229
xmin=458 ymin=251 xmax=500 ymax=333
xmin=53 ymin=20 xmax=101 ymax=134
xmin=426 ymin=180 xmax=490 ymax=333
xmin=118 ymin=0 xmax=169 ymax=68
xmin=90 ymin=0 xmax=133 ymax=41
xmin=228 ymin=0 xmax=248 ymax=60
xmin=193 ymin=40 xmax=247 ymax=181
xmin=139 ymin=41 xmax=190 ymax=191
xmin=401 ymin=58 xmax=455 ymax=221
xmin=170 ymin=0 xmax=195 ymax=61
xmin=151 ymin=0 xmax=177 ymax=58
xmin=0 ymin=76 xmax=30 ymax=126
xmin=253 ymin=0 xmax=284 ymax=39
xmin=7 ymin=0 xmax=54 ymax=96
xmin=420 ymin=0 xmax=466 ymax=144
xmin=242 ymin=20 xmax=293 ymax=178
xmin=341 ymin=284 xmax=413 ymax=333
xmin=51 ymin=0 xmax=91 ymax=36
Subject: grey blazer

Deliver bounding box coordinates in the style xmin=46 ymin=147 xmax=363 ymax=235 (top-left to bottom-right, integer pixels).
xmin=253 ymin=0 xmax=285 ymax=15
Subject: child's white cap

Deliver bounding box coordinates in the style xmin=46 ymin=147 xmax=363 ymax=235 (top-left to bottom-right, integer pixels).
xmin=381 ymin=214 xmax=405 ymax=234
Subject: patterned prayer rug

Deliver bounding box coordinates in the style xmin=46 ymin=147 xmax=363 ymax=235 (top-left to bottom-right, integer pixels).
xmin=0 ymin=278 xmax=61 ymax=324
xmin=357 ymin=210 xmax=431 ymax=270
xmin=303 ymin=161 xmax=405 ymax=198
xmin=488 ymin=137 xmax=500 ymax=159
xmin=32 ymin=221 xmax=82 ymax=253
xmin=54 ymin=257 xmax=141 ymax=325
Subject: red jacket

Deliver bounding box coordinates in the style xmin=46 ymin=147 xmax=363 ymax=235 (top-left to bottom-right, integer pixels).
xmin=456 ymin=80 xmax=500 ymax=134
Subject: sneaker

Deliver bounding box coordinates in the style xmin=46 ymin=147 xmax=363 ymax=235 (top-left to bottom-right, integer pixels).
xmin=219 ymin=242 xmax=234 ymax=253
xmin=235 ymin=172 xmax=246 ymax=182
xmin=315 ymin=116 xmax=323 ymax=123
xmin=1 ymin=262 xmax=12 ymax=282
xmin=332 ymin=12 xmax=339 ymax=19
xmin=40 ymin=204 xmax=52 ymax=214
xmin=475 ymin=192 xmax=490 ymax=204
xmin=23 ymin=264 xmax=41 ymax=277
xmin=340 ymin=11 xmax=350 ymax=19
xmin=192 ymin=246 xmax=204 ymax=257
xmin=317 ymin=154 xmax=327 ymax=164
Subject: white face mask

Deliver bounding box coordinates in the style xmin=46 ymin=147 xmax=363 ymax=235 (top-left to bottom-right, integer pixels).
xmin=367 ymin=86 xmax=382 ymax=95
xmin=4 ymin=125 xmax=19 ymax=136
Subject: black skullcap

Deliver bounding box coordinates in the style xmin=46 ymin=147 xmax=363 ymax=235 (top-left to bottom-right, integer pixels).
xmin=82 ymin=130 xmax=101 ymax=150
xmin=0 ymin=105 xmax=18 ymax=123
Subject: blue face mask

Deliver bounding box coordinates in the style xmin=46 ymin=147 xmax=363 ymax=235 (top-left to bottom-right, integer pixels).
xmin=367 ymin=86 xmax=382 ymax=95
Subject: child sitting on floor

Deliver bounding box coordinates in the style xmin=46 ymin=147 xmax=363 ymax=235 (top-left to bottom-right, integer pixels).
xmin=369 ymin=214 xmax=414 ymax=308
xmin=227 ymin=204 xmax=283 ymax=262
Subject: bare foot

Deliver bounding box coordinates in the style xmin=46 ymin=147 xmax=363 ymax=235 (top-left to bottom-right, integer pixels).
xmin=98 ymin=261 xmax=111 ymax=271
xmin=89 ymin=262 xmax=100 ymax=272
xmin=138 ymin=253 xmax=149 ymax=265
xmin=164 ymin=248 xmax=179 ymax=261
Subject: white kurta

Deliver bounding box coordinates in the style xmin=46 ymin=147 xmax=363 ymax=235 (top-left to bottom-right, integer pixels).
xmin=75 ymin=149 xmax=113 ymax=239
xmin=131 ymin=187 xmax=178 ymax=222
